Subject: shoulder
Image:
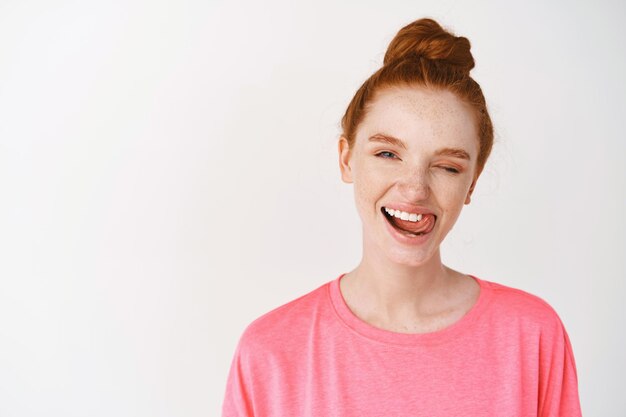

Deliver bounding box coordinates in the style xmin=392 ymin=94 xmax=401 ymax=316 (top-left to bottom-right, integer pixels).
xmin=236 ymin=280 xmax=330 ymax=354
xmin=480 ymin=278 xmax=567 ymax=332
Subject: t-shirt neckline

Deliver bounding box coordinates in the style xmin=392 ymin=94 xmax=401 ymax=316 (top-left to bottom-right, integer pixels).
xmin=328 ymin=272 xmax=492 ymax=346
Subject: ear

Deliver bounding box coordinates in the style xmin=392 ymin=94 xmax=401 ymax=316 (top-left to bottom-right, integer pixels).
xmin=338 ymin=135 xmax=354 ymax=183
xmin=465 ymin=176 xmax=477 ymax=205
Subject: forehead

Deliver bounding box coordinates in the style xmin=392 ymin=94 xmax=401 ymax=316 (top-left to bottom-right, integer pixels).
xmin=358 ymin=86 xmax=479 ymax=153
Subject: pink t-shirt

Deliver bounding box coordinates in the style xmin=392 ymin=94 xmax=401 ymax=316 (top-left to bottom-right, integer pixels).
xmin=222 ymin=274 xmax=582 ymax=416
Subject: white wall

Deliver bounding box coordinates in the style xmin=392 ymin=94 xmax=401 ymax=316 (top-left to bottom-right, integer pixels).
xmin=0 ymin=0 xmax=624 ymax=415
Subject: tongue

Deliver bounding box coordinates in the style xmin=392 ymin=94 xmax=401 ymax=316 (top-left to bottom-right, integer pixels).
xmin=390 ymin=214 xmax=436 ymax=234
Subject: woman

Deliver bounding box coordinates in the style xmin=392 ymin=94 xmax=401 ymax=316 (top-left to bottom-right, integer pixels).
xmin=222 ymin=17 xmax=582 ymax=416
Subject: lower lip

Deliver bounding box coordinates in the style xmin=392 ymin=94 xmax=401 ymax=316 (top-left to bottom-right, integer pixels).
xmin=382 ymin=210 xmax=435 ymax=245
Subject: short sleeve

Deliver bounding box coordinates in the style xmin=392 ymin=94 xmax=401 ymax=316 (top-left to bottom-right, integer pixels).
xmin=537 ymin=311 xmax=583 ymax=417
xmin=222 ymin=337 xmax=255 ymax=417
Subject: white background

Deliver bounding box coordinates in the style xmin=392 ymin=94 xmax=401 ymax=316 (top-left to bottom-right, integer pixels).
xmin=0 ymin=0 xmax=624 ymax=416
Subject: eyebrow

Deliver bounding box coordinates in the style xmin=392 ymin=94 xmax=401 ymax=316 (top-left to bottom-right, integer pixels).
xmin=368 ymin=133 xmax=471 ymax=160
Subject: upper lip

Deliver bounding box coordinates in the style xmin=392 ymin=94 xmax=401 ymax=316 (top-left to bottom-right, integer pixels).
xmin=381 ymin=204 xmax=436 ymax=217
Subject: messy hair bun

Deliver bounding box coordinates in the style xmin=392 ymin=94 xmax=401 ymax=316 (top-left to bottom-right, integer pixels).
xmin=340 ymin=17 xmax=493 ymax=181
xmin=383 ymin=18 xmax=474 ymax=76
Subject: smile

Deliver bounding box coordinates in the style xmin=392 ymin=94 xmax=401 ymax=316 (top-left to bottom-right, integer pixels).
xmin=381 ymin=207 xmax=436 ymax=237
xmin=384 ymin=207 xmax=424 ymax=222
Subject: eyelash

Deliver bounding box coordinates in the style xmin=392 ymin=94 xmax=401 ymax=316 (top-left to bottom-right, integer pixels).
xmin=376 ymin=151 xmax=398 ymax=159
xmin=374 ymin=151 xmax=461 ymax=174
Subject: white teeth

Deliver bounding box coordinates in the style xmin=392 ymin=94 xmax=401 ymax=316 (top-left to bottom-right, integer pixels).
xmin=384 ymin=207 xmax=424 ymax=222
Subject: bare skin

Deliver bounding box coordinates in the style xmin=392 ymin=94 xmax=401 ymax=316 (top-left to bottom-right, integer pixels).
xmin=339 ymin=266 xmax=480 ymax=333
xmin=337 ymin=85 xmax=482 ymax=334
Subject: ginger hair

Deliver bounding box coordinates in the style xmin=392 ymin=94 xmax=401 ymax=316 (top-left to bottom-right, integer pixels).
xmin=340 ymin=18 xmax=494 ymax=180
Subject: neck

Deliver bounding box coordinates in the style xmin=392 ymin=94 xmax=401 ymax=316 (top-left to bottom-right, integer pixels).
xmin=341 ymin=244 xmax=458 ymax=325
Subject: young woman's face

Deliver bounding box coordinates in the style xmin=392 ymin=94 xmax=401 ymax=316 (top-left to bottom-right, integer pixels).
xmin=338 ymin=86 xmax=480 ymax=266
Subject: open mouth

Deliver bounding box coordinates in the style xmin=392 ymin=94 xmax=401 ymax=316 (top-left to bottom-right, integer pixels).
xmin=381 ymin=207 xmax=436 ymax=237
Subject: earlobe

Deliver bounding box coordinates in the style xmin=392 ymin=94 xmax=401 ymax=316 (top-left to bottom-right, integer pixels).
xmin=338 ymin=136 xmax=353 ymax=184
xmin=465 ymin=177 xmax=477 ymax=205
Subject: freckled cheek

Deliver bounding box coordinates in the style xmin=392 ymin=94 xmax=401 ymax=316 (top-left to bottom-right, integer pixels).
xmin=438 ymin=179 xmax=465 ymax=192
xmin=438 ymin=186 xmax=472 ymax=219
xmin=439 ymin=184 xmax=468 ymax=203
xmin=353 ymin=172 xmax=387 ymax=211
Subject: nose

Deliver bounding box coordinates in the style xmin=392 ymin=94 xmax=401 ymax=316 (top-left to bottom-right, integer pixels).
xmin=397 ymin=167 xmax=431 ymax=200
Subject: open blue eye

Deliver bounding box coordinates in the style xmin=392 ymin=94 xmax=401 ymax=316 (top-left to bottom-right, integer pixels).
xmin=375 ymin=151 xmax=397 ymax=159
